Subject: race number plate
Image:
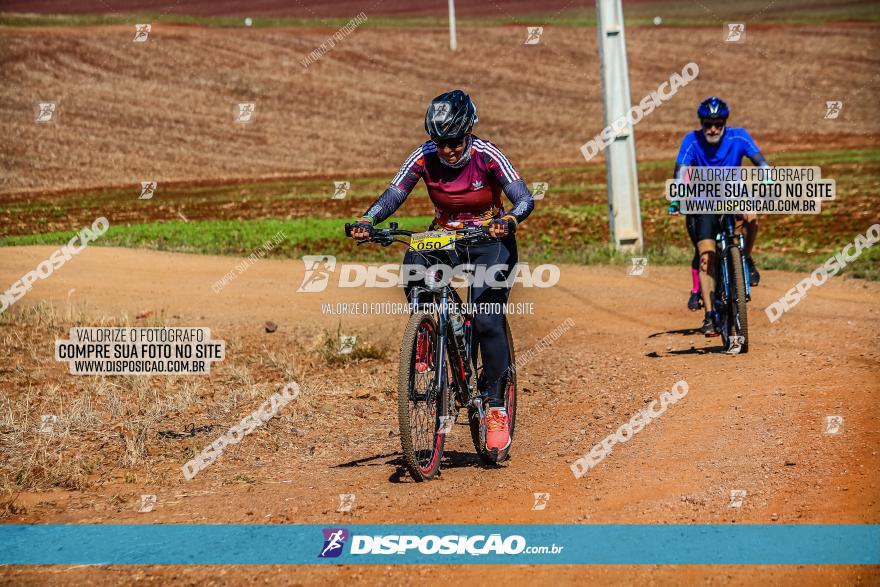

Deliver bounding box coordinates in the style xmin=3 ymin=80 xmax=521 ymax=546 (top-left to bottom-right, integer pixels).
xmin=410 ymin=231 xmax=457 ymax=251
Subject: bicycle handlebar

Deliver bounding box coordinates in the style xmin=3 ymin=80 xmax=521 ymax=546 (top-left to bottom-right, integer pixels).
xmin=343 ymin=219 xmax=516 ymax=241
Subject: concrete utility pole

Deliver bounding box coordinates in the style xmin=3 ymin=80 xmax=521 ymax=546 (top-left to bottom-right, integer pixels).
xmin=596 ymin=0 xmax=643 ymax=251
xmin=449 ymin=0 xmax=457 ymax=50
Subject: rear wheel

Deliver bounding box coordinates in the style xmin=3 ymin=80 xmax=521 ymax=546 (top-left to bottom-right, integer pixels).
xmin=468 ymin=317 xmax=517 ymax=463
xmin=397 ymin=312 xmax=449 ymax=481
xmin=726 ymin=247 xmax=750 ymax=353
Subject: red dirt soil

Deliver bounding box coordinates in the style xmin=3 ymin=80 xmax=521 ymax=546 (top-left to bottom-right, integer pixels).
xmin=3 ymin=0 xmax=879 ymax=19
xmin=0 ymin=246 xmax=878 ymax=584
xmin=1 ymin=22 xmax=878 ymax=195
xmin=0 ymin=0 xmax=592 ymax=18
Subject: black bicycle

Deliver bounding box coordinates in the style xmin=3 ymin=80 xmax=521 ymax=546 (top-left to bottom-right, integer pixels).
xmin=713 ymin=214 xmax=751 ymax=353
xmin=343 ymin=222 xmax=518 ymax=481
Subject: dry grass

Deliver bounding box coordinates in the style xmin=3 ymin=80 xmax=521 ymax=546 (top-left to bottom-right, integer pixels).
xmin=319 ymin=323 xmax=389 ymax=366
xmin=0 ymin=301 xmax=392 ymax=500
xmin=0 ymin=384 xmax=100 ymax=492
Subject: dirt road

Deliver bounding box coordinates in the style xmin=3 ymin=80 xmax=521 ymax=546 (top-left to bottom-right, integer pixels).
xmin=0 ymin=245 xmax=878 ymax=584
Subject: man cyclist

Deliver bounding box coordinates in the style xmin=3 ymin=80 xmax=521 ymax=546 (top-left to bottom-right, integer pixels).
xmin=669 ymin=96 xmax=770 ymax=335
xmin=348 ymin=90 xmax=534 ymax=457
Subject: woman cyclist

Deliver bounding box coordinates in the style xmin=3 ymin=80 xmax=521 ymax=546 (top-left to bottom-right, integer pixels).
xmin=348 ymin=90 xmax=534 ymax=457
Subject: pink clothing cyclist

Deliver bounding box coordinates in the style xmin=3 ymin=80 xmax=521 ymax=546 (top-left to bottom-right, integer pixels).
xmin=349 ymin=90 xmax=534 ymax=459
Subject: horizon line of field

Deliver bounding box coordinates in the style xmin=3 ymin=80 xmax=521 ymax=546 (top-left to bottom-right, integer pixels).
xmin=2 ymin=213 xmax=878 ymax=283
xmin=1 ymin=147 xmax=876 ymax=202
xmin=3 ymin=12 xmax=879 ymax=30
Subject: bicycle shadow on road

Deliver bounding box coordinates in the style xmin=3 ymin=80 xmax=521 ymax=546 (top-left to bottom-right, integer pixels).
xmin=333 ymin=452 xmax=413 ymax=483
xmin=334 ymin=448 xmax=490 ymax=483
xmin=646 ymin=327 xmax=732 ymax=355
xmin=646 ymin=344 xmax=730 ymax=357
xmin=647 ymin=327 xmax=702 ymax=338
xmin=335 ymin=452 xmax=399 ymax=469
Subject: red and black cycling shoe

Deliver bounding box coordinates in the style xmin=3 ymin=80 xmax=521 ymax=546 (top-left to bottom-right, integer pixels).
xmin=484 ymin=407 xmax=511 ymax=459
xmin=700 ymin=312 xmax=720 ymax=337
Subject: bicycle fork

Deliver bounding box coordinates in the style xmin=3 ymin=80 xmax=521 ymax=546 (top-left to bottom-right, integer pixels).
xmin=719 ymin=232 xmax=751 ymax=301
xmin=739 ymin=235 xmax=752 ymax=300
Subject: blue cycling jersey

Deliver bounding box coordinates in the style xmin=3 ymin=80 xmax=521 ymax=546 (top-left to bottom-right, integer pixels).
xmin=675 ymin=127 xmax=761 ymax=168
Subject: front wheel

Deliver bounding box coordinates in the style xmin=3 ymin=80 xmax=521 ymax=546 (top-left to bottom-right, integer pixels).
xmin=468 ymin=316 xmax=517 ymax=464
xmin=724 ymin=246 xmax=750 ymax=353
xmin=397 ymin=312 xmax=449 ymax=481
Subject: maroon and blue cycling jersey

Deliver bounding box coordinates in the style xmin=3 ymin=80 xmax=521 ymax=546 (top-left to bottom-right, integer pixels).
xmin=361 ymin=135 xmax=534 ymax=230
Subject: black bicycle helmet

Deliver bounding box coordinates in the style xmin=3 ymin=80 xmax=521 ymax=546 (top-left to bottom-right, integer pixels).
xmin=424 ymin=90 xmax=478 ymax=140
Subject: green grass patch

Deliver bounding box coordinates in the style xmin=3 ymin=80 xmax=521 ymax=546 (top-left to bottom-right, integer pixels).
xmin=3 ymin=213 xmax=877 ymax=280
xmin=0 ymin=217 xmax=432 ymax=257
xmin=2 ymin=148 xmax=877 ymax=279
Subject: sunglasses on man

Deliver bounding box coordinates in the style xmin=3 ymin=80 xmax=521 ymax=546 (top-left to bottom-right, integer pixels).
xmin=701 ymin=119 xmax=726 ymax=130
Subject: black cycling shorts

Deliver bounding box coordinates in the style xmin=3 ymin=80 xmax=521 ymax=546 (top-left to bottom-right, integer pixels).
xmin=402 ymin=235 xmax=517 ymax=407
xmin=686 ymin=214 xmax=721 ymax=245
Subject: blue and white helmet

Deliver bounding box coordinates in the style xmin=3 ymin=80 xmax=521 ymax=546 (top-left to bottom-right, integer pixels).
xmin=697 ymin=96 xmax=729 ymax=120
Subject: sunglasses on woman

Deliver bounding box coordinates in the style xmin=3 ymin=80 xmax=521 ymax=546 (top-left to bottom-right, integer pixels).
xmin=433 ymin=136 xmax=467 ymax=149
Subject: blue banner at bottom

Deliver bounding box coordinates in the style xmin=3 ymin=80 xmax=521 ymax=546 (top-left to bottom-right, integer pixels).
xmin=0 ymin=524 xmax=877 ymax=565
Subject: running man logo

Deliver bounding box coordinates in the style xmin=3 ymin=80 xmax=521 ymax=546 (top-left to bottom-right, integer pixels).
xmin=297 ymin=255 xmax=337 ymax=292
xmin=629 ymin=257 xmax=648 ymax=276
xmin=824 ymin=101 xmax=843 ymax=119
xmin=39 ymin=414 xmax=57 ymax=433
xmin=525 ymin=26 xmax=544 ymax=45
xmin=432 ymin=101 xmax=451 ymax=122
xmin=439 ymin=415 xmax=455 ymax=435
xmin=319 ymin=528 xmax=349 ymax=558
xmin=36 ymin=102 xmax=56 ymax=123
xmin=337 ymin=493 xmax=356 ymax=513
xmin=138 ymin=494 xmax=157 ymax=513
xmin=338 ymin=335 xmax=356 ymax=355
xmin=726 ymin=335 xmax=745 ymax=355
xmin=532 ymin=492 xmax=550 ymax=510
xmin=532 ymin=181 xmax=549 ymax=200
xmin=236 ymin=102 xmax=256 ymax=123
xmin=824 ymin=415 xmax=843 ymax=434
xmin=139 ymin=181 xmax=157 ymax=200
xmin=728 ymin=489 xmax=747 ymax=508
xmin=725 ymin=23 xmax=745 ymax=42
xmin=332 ymin=181 xmax=350 ymax=199
xmin=134 ymin=24 xmax=151 ymax=43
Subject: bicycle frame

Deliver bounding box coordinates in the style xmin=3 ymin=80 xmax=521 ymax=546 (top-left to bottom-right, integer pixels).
xmin=408 ymin=273 xmax=479 ymax=415
xmin=716 ymin=215 xmax=751 ymax=302
xmin=345 ymin=219 xmax=518 ymax=474
xmin=344 ymin=219 xmax=515 ymax=427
